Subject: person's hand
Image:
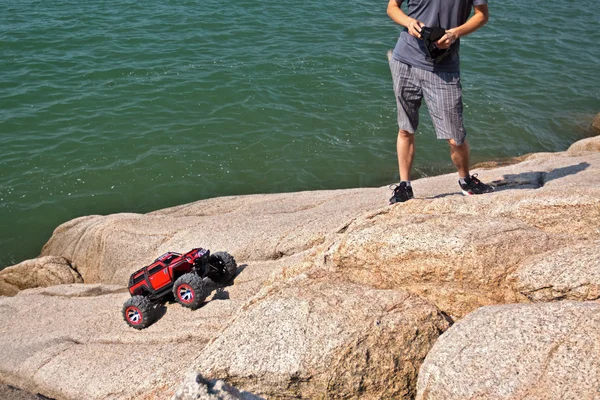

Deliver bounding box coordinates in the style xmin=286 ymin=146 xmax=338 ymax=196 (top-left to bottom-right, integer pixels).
xmin=436 ymin=29 xmax=459 ymax=49
xmin=407 ymin=19 xmax=424 ymax=39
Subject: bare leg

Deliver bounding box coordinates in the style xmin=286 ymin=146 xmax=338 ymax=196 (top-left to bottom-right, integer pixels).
xmin=448 ymin=138 xmax=470 ymax=178
xmin=397 ymin=129 xmax=415 ymax=181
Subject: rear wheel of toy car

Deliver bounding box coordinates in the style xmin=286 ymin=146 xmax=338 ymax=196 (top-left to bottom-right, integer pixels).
xmin=210 ymin=251 xmax=237 ymax=284
xmin=122 ymin=296 xmax=154 ymax=330
xmin=173 ymin=273 xmax=208 ymax=309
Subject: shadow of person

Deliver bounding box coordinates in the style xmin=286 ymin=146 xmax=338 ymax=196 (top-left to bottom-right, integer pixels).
xmin=492 ymin=162 xmax=590 ymax=192
xmin=430 ymin=192 xmax=461 ymax=200
xmin=490 ymin=171 xmax=544 ymax=192
xmin=425 ymin=162 xmax=591 ymax=198
xmin=543 ymin=162 xmax=590 ymax=184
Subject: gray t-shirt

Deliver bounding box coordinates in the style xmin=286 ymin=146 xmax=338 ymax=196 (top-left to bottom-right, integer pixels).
xmin=392 ymin=0 xmax=488 ymax=72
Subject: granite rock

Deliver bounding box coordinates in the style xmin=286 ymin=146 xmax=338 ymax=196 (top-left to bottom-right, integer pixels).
xmin=190 ymin=275 xmax=450 ymax=399
xmin=0 ymin=259 xmax=449 ymax=400
xmin=0 ymin=256 xmax=82 ymax=296
xmin=511 ymin=240 xmax=600 ymax=302
xmin=0 ymin=255 xmax=296 ymax=400
xmin=416 ymin=302 xmax=600 ymax=400
xmin=39 ymin=189 xmax=389 ymax=286
xmin=321 ymin=150 xmax=600 ymax=317
xmin=591 ymin=112 xmax=600 ymax=134
xmin=568 ymin=129 xmax=600 ymax=153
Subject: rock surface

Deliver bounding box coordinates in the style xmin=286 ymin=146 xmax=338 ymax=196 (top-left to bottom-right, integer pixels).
xmin=416 ymin=302 xmax=600 ymax=400
xmin=0 ymin=255 xmax=294 ymax=400
xmin=192 ymin=275 xmax=449 ymax=399
xmin=39 ymin=188 xmax=390 ymax=286
xmin=0 ymin=268 xmax=448 ymax=400
xmin=568 ymin=136 xmax=600 ymax=154
xmin=0 ymin=256 xmax=82 ymax=296
xmin=1 ymin=134 xmax=599 ymax=399
xmin=321 ymin=149 xmax=600 ymax=317
xmin=592 ymin=112 xmax=600 ymax=134
xmin=0 ymin=384 xmax=40 ymax=400
xmin=512 ymin=241 xmax=600 ymax=302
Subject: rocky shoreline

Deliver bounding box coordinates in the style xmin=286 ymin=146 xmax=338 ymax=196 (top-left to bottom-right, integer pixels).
xmin=1 ymin=119 xmax=599 ymax=399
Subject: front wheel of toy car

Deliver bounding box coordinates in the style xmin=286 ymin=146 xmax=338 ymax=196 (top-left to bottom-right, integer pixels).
xmin=173 ymin=273 xmax=209 ymax=309
xmin=122 ymin=296 xmax=155 ymax=330
xmin=210 ymin=251 xmax=237 ymax=284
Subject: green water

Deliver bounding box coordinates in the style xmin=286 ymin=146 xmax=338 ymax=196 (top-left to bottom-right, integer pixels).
xmin=1 ymin=0 xmax=599 ymax=268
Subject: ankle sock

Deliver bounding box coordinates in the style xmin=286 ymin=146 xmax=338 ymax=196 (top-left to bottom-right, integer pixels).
xmin=400 ymin=181 xmax=411 ymax=187
xmin=458 ymin=177 xmax=469 ymax=185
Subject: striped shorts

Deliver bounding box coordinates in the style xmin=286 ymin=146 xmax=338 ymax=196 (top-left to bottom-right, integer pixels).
xmin=390 ymin=57 xmax=467 ymax=145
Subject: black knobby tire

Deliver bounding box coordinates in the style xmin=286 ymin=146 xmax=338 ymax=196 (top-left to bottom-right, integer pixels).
xmin=210 ymin=251 xmax=237 ymax=284
xmin=173 ymin=273 xmax=209 ymax=309
xmin=122 ymin=295 xmax=155 ymax=330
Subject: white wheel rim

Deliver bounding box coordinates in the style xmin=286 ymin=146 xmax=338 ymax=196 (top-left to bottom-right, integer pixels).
xmin=179 ymin=285 xmax=194 ymax=302
xmin=127 ymin=307 xmax=141 ymax=323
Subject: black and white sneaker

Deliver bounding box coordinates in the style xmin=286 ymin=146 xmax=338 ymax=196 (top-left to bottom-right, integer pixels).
xmin=459 ymin=174 xmax=494 ymax=195
xmin=389 ymin=182 xmax=414 ymax=204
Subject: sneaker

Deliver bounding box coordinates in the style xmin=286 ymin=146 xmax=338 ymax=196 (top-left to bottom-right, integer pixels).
xmin=459 ymin=174 xmax=494 ymax=195
xmin=389 ymin=182 xmax=414 ymax=204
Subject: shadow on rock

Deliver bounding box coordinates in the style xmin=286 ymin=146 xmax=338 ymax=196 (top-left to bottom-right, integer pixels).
xmin=232 ymin=264 xmax=248 ymax=282
xmin=151 ymin=301 xmax=168 ymax=323
xmin=212 ymin=287 xmax=230 ymax=301
xmin=150 ymin=265 xmax=248 ymax=326
xmin=430 ymin=192 xmax=460 ymax=200
xmin=492 ymin=162 xmax=590 ymax=192
xmin=207 ymin=264 xmax=248 ymax=301
xmin=149 ymin=292 xmax=209 ymax=327
xmin=543 ymin=161 xmax=590 ymax=184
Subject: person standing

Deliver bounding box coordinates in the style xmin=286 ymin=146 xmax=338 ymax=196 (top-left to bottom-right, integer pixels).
xmin=387 ymin=0 xmax=494 ymax=204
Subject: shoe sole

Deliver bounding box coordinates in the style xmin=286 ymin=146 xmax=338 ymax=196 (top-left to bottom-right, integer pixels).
xmin=390 ymin=198 xmax=414 ymax=205
xmin=461 ymin=190 xmax=494 ymax=196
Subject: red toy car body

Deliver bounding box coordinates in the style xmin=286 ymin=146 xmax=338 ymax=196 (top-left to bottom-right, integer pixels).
xmin=128 ymin=248 xmax=207 ymax=298
xmin=122 ymin=247 xmax=236 ymax=330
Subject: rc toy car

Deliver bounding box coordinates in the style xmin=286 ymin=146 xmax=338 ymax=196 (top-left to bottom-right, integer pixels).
xmin=122 ymin=248 xmax=236 ymax=330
